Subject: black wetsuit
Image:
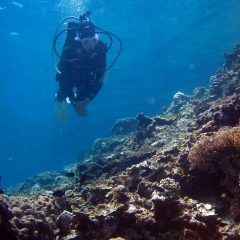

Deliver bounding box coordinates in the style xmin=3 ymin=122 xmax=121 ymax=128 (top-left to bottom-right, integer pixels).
xmin=56 ymin=22 xmax=107 ymax=103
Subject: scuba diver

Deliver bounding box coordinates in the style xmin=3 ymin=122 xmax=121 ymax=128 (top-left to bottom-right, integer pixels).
xmin=53 ymin=11 xmax=122 ymax=123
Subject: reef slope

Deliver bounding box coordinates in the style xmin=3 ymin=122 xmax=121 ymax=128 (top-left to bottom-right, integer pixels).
xmin=2 ymin=44 xmax=240 ymax=240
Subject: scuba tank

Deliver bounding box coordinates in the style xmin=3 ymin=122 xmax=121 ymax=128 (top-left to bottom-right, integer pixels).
xmin=52 ymin=11 xmax=122 ymax=74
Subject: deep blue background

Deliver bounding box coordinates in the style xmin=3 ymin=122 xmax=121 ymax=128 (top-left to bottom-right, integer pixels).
xmin=0 ymin=0 xmax=240 ymax=189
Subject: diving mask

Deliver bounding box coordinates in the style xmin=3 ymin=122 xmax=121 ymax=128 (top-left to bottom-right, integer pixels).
xmin=75 ymin=34 xmax=99 ymax=47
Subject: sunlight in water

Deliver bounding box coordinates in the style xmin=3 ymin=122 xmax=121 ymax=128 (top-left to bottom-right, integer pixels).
xmin=39 ymin=0 xmax=90 ymax=17
xmin=55 ymin=0 xmax=88 ymax=15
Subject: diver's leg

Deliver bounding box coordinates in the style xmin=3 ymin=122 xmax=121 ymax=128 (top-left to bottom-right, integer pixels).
xmin=75 ymin=75 xmax=94 ymax=101
xmin=54 ymin=79 xmax=74 ymax=124
xmin=76 ymin=84 xmax=88 ymax=101
xmin=56 ymin=78 xmax=75 ymax=102
xmin=72 ymin=82 xmax=92 ymax=117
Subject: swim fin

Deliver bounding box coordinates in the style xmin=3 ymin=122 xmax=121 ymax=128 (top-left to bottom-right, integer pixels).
xmin=53 ymin=100 xmax=68 ymax=124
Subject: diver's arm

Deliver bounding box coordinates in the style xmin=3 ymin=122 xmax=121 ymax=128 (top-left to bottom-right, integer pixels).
xmin=72 ymin=43 xmax=107 ymax=116
xmin=73 ymin=49 xmax=106 ymax=116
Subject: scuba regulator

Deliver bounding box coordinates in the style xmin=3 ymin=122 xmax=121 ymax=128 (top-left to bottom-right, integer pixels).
xmin=52 ymin=11 xmax=122 ymax=74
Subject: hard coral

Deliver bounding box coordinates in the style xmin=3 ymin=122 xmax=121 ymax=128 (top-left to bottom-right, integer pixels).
xmin=111 ymin=117 xmax=137 ymax=136
xmin=188 ymin=126 xmax=240 ymax=217
xmin=188 ymin=126 xmax=240 ymax=171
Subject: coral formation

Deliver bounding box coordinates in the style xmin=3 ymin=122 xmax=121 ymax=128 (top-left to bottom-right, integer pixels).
xmin=168 ymin=91 xmax=190 ymax=114
xmin=188 ymin=126 xmax=240 ymax=171
xmin=2 ymin=44 xmax=240 ymax=239
xmin=188 ymin=126 xmax=240 ymax=217
xmin=111 ymin=117 xmax=137 ymax=136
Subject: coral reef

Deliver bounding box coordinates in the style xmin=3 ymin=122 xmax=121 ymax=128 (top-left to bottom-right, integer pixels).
xmin=2 ymin=44 xmax=240 ymax=239
xmin=167 ymin=92 xmax=190 ymax=114
xmin=188 ymin=126 xmax=240 ymax=217
xmin=111 ymin=117 xmax=137 ymax=136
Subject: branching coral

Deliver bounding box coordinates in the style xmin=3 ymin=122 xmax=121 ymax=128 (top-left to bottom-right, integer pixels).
xmin=188 ymin=127 xmax=240 ymax=171
xmin=188 ymin=126 xmax=240 ymax=217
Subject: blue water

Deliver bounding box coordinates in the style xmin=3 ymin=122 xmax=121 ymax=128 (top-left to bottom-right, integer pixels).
xmin=0 ymin=0 xmax=239 ymax=189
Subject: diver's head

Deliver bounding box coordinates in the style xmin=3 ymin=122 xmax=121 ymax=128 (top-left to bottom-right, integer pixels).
xmin=76 ymin=21 xmax=99 ymax=51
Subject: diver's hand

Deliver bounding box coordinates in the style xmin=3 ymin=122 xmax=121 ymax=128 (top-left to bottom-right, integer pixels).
xmin=72 ymin=97 xmax=91 ymax=117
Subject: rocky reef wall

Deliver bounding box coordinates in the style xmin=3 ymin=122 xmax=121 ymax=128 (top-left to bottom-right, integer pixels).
xmin=2 ymin=44 xmax=240 ymax=240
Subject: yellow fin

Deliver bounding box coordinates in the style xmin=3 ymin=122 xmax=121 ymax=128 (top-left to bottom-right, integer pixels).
xmin=53 ymin=101 xmax=68 ymax=124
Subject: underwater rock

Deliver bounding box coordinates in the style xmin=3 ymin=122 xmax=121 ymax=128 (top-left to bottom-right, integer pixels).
xmin=167 ymin=92 xmax=190 ymax=114
xmin=86 ymin=185 xmax=112 ymax=205
xmin=208 ymin=44 xmax=240 ymax=100
xmin=76 ymin=164 xmax=88 ymax=173
xmin=111 ymin=117 xmax=137 ymax=136
xmin=173 ymin=91 xmax=190 ymax=103
xmin=196 ymin=86 xmax=240 ymax=132
xmin=56 ymin=211 xmax=73 ymax=236
xmin=209 ymin=75 xmax=225 ymax=100
xmin=135 ymin=112 xmax=175 ymax=141
xmin=0 ymin=199 xmax=15 ymax=240
xmin=0 ymin=195 xmax=63 ymax=239
xmin=7 ymin=172 xmax=60 ymax=196
xmin=152 ymin=178 xmax=180 ymax=201
xmin=137 ymin=178 xmax=157 ymax=199
xmin=91 ymin=138 xmax=110 ymax=155
xmin=123 ymin=177 xmax=133 ymax=188
xmin=136 ymin=112 xmax=153 ymax=127
xmin=192 ymin=87 xmax=208 ymax=99
xmin=192 ymin=99 xmax=211 ymax=116
xmin=175 ymin=197 xmax=222 ymax=239
xmin=151 ymin=178 xmax=180 ymax=220
xmin=91 ymin=136 xmax=127 ymax=155
xmin=196 ymin=203 xmax=216 ymax=217
xmin=69 ymin=202 xmax=124 ymax=239
xmin=223 ymin=43 xmax=240 ymax=69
